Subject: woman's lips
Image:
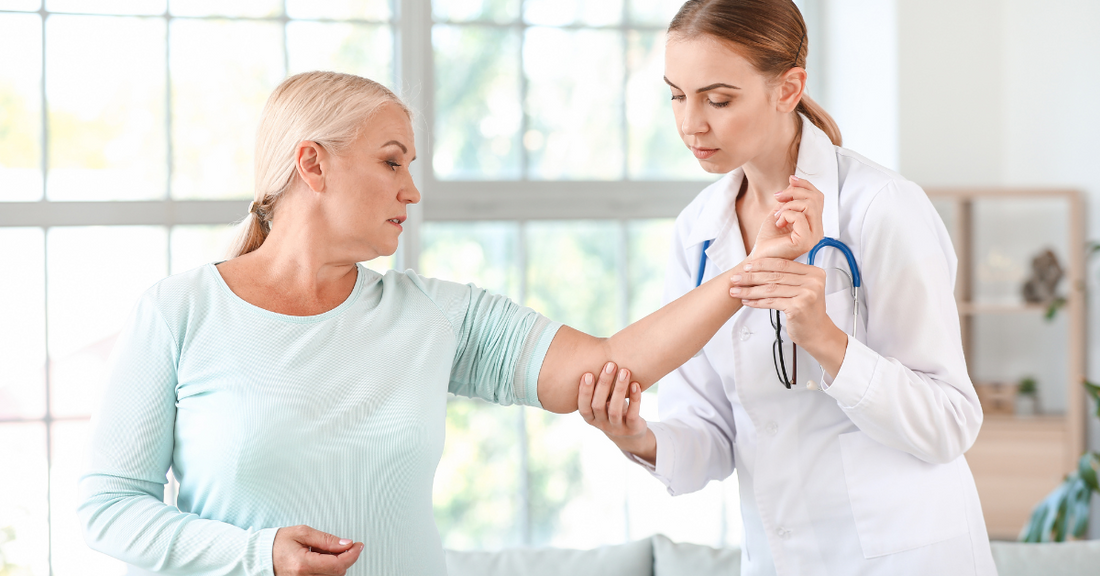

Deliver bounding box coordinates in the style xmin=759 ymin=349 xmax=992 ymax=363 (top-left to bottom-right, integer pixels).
xmin=691 ymin=147 xmax=718 ymax=160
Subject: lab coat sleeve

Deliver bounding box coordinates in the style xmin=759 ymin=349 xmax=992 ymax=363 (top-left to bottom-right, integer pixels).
xmin=78 ymin=294 xmax=278 ymax=575
xmin=822 ymin=181 xmax=982 ymax=464
xmin=625 ymin=215 xmax=737 ymax=495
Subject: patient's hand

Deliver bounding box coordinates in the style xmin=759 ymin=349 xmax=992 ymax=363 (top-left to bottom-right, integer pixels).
xmin=577 ymin=362 xmax=650 ymax=456
xmin=273 ymin=525 xmax=363 ymax=576
xmin=750 ymin=175 xmax=825 ymax=261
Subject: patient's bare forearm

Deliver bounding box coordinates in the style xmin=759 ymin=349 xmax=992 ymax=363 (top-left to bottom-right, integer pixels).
xmin=537 ymin=263 xmax=744 ymax=413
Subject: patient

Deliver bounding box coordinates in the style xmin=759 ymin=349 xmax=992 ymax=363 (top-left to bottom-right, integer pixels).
xmin=78 ymin=71 xmax=822 ymax=575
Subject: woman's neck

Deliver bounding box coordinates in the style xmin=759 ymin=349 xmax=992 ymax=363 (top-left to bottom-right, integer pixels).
xmin=739 ymin=113 xmax=801 ymax=210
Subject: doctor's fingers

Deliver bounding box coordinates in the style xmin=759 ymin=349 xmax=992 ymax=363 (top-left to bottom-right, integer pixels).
xmin=607 ymin=368 xmax=632 ymax=426
xmin=577 ymin=373 xmax=597 ymax=423
xmin=739 ymin=257 xmax=822 ymax=278
xmin=590 ymin=362 xmax=619 ymax=425
xmin=731 ymin=282 xmax=805 ymax=301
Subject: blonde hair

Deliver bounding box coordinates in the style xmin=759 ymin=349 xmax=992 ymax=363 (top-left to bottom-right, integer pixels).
xmin=229 ymin=71 xmax=412 ymax=258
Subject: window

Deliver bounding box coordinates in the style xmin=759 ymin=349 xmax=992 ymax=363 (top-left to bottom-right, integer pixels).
xmin=0 ymin=0 xmax=839 ymax=572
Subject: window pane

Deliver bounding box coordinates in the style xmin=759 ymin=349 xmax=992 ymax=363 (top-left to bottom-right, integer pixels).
xmin=627 ymin=219 xmax=673 ymax=323
xmin=524 ymin=28 xmax=624 ymax=180
xmin=46 ymin=16 xmax=166 ymax=201
xmin=525 ymin=221 xmax=621 ymax=336
xmin=287 ymin=21 xmax=393 ymax=86
xmin=46 ymin=0 xmax=165 ymax=15
xmin=286 ymin=0 xmax=390 ymax=21
xmin=627 ymin=30 xmax=709 ymax=180
xmin=0 ymin=13 xmax=42 ymax=201
xmin=47 ymin=226 xmax=168 ymax=418
xmin=627 ymin=0 xmax=684 ymax=25
xmin=433 ymin=398 xmax=524 ymax=550
xmin=170 ymin=19 xmax=284 ymax=199
xmin=523 ymin=0 xmax=622 ymax=26
xmin=433 ymin=25 xmax=521 ymax=180
xmin=50 ymin=420 xmax=127 ymax=576
xmin=170 ymin=224 xmax=236 ymax=274
xmin=420 ymin=221 xmax=520 ymax=299
xmin=0 ymin=0 xmax=40 ymax=10
xmin=432 ymin=0 xmax=518 ymax=23
xmin=169 ymin=0 xmax=280 ymax=18
xmin=525 ymin=411 xmax=604 ymax=547
xmin=0 ymin=228 xmax=46 ymax=419
xmin=0 ymin=423 xmax=49 ymax=576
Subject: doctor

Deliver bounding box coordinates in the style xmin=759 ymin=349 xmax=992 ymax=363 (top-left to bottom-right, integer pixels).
xmin=578 ymin=1 xmax=996 ymax=575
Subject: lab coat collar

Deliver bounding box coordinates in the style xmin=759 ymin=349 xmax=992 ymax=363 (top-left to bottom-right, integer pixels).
xmin=683 ymin=113 xmax=841 ymax=256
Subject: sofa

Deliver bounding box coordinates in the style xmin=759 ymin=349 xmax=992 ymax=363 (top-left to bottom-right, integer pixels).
xmin=445 ymin=535 xmax=1100 ymax=576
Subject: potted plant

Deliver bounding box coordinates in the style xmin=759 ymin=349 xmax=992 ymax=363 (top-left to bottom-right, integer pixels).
xmin=1020 ymin=379 xmax=1100 ymax=542
xmin=1016 ymin=377 xmax=1040 ymax=417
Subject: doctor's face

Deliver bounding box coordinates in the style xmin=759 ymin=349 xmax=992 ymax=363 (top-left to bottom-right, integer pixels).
xmin=664 ymin=35 xmax=790 ymax=173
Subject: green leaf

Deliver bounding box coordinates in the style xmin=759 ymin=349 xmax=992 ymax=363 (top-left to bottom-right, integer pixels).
xmin=1079 ymin=452 xmax=1100 ymax=493
xmin=1044 ymin=297 xmax=1066 ymax=321
xmin=1022 ymin=481 xmax=1071 ymax=542
xmin=1084 ymin=379 xmax=1100 ymax=420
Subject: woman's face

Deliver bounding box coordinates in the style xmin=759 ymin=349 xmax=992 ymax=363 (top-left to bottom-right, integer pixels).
xmin=664 ymin=35 xmax=790 ymax=173
xmin=322 ymin=102 xmax=419 ymax=260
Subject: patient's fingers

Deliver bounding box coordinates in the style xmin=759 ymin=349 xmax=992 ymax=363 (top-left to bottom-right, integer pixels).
xmin=577 ymin=373 xmax=596 ymax=423
xmin=607 ymin=368 xmax=631 ymax=426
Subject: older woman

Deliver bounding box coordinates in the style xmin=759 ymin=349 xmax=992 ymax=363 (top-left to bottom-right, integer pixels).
xmin=78 ymin=71 xmax=823 ymax=576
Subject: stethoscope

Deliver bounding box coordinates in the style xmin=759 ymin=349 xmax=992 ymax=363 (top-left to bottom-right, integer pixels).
xmin=696 ymin=237 xmax=861 ymax=390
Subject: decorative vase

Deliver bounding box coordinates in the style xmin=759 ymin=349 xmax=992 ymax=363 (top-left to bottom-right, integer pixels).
xmin=1015 ymin=394 xmax=1038 ymax=417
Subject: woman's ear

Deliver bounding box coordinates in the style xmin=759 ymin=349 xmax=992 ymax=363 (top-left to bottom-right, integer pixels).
xmin=776 ymin=67 xmax=807 ymax=113
xmin=295 ymin=140 xmax=327 ymax=193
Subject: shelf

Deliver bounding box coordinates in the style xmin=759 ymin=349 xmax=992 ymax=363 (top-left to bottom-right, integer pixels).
xmin=958 ymin=302 xmax=1050 ymax=315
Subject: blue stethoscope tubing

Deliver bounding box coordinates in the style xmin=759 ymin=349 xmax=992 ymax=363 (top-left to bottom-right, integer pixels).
xmin=696 ymin=237 xmax=861 ymax=335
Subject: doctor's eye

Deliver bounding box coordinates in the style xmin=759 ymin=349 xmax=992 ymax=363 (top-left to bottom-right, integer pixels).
xmin=670 ymin=94 xmax=686 ymax=103
xmin=708 ymin=99 xmax=730 ymax=108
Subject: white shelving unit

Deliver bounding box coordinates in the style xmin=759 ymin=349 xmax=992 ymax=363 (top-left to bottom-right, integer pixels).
xmin=927 ymin=188 xmax=1086 ymax=540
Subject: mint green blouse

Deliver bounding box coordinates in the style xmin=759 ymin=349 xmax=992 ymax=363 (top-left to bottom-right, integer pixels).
xmin=78 ymin=264 xmax=561 ymax=575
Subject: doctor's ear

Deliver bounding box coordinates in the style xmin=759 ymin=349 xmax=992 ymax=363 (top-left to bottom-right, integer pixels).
xmin=774 ymin=67 xmax=807 ymax=113
xmin=294 ymin=140 xmax=328 ymax=193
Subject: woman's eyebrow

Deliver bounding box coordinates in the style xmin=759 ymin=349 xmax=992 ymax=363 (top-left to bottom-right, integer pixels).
xmin=662 ymin=76 xmax=741 ymax=93
xmin=381 ymin=140 xmax=407 ymax=153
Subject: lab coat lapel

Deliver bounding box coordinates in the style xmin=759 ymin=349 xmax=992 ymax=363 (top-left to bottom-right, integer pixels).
xmin=793 ymin=114 xmax=841 ymax=239
xmin=684 ymin=170 xmax=747 ymax=280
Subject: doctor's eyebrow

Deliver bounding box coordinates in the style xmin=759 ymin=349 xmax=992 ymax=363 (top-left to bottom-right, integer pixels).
xmin=663 ymin=76 xmax=741 ymax=93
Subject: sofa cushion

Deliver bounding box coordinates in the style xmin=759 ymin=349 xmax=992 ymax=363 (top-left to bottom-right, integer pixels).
xmin=652 ymin=534 xmax=741 ymax=576
xmin=445 ymin=538 xmax=654 ymax=576
xmin=990 ymin=540 xmax=1100 ymax=576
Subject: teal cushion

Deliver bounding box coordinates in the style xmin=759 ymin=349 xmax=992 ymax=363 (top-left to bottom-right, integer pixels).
xmin=990 ymin=540 xmax=1100 ymax=576
xmin=652 ymin=534 xmax=741 ymax=576
xmin=445 ymin=539 xmax=654 ymax=576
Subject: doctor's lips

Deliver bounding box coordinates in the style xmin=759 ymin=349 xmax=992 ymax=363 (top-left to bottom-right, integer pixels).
xmin=690 ymin=146 xmax=719 ymax=160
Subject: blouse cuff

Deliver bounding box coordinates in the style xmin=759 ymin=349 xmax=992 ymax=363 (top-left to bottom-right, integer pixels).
xmin=252 ymin=526 xmax=280 ymax=576
xmin=514 ymin=316 xmax=563 ymax=409
xmin=822 ymin=336 xmax=880 ymax=409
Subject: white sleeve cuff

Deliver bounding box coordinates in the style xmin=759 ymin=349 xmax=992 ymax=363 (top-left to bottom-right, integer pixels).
xmin=621 ymin=423 xmax=678 ymax=494
xmin=822 ymin=336 xmax=880 ymax=408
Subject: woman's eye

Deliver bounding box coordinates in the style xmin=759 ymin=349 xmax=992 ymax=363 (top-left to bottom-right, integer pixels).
xmin=708 ymin=100 xmax=730 ymax=108
xmin=386 ymin=160 xmax=401 ymax=171
xmin=670 ymin=94 xmax=685 ymax=102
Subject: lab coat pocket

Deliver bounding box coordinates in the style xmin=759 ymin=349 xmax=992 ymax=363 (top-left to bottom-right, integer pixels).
xmin=839 ymin=430 xmax=968 ymax=558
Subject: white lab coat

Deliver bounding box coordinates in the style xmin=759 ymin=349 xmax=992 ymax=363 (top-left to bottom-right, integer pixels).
xmin=630 ymin=117 xmax=997 ymax=576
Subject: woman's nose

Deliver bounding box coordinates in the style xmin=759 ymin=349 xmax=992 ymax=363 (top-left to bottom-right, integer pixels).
xmin=680 ymin=104 xmax=708 ymax=136
xmin=401 ymin=178 xmax=421 ymax=205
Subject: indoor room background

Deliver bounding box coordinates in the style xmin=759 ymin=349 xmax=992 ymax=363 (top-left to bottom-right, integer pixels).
xmin=0 ymin=0 xmax=1098 ymax=574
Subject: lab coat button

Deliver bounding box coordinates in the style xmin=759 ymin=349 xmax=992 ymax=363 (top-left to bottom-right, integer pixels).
xmin=764 ymin=422 xmax=778 ymax=436
xmin=739 ymin=327 xmax=752 ymax=341
xmin=776 ymin=527 xmax=792 ymax=539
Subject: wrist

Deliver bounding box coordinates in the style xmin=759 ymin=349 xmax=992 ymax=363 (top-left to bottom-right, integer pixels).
xmin=612 ymin=428 xmax=656 ymax=465
xmin=801 ymin=323 xmax=848 ymax=378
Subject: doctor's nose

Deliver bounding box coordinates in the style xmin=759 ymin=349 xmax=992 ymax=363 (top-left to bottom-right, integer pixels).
xmin=679 ymin=105 xmax=709 ymax=136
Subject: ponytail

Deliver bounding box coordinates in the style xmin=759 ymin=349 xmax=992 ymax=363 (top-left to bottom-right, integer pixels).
xmin=796 ymin=94 xmax=842 ymax=146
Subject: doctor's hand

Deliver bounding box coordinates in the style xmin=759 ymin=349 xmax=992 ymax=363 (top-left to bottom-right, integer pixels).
xmin=273 ymin=525 xmax=363 ymax=576
xmin=748 ymin=176 xmax=824 ymax=262
xmin=730 ymin=258 xmax=848 ymax=377
xmin=577 ymin=362 xmax=657 ymax=464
